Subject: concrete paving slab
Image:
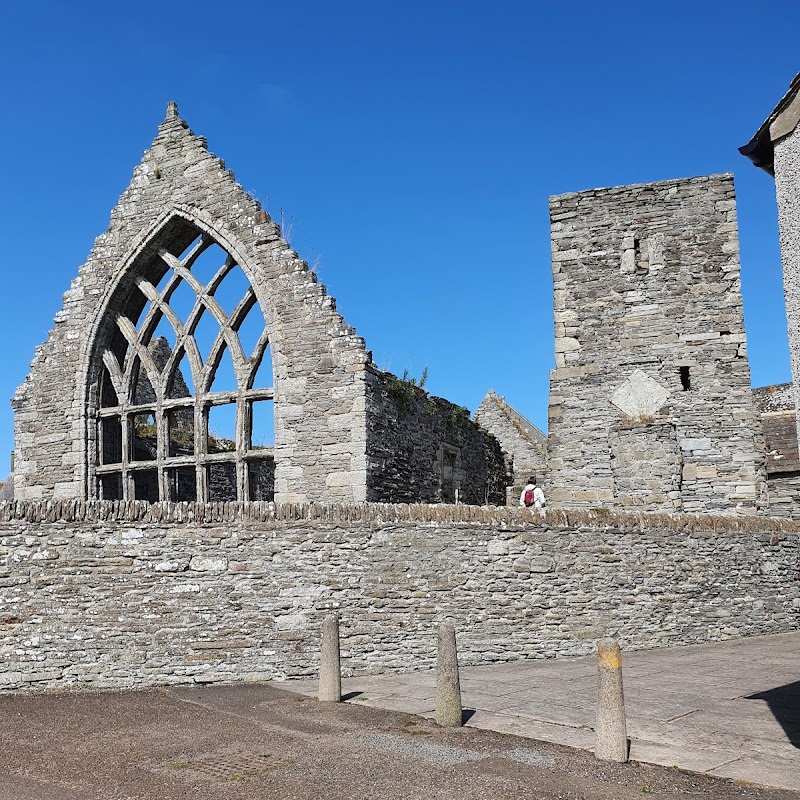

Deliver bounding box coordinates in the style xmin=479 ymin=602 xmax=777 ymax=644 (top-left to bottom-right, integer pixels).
xmin=282 ymin=631 xmax=800 ymax=792
xmin=710 ymin=755 xmax=800 ymax=791
xmin=497 ymin=701 xmax=594 ymax=728
xmin=627 ymin=739 xmax=743 ymax=773
xmin=469 ymin=712 xmax=597 ymax=749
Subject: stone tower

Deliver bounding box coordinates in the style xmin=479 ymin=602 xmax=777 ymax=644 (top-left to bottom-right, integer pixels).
xmin=546 ymin=174 xmax=765 ymax=513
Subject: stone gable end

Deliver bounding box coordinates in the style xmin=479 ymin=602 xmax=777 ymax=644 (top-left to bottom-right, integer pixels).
xmin=12 ymin=103 xmax=370 ymax=503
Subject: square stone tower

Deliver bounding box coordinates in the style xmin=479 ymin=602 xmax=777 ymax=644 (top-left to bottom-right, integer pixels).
xmin=546 ymin=174 xmax=765 ymax=513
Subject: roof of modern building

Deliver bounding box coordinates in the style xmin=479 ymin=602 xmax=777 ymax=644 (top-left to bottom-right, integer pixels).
xmin=740 ymin=73 xmax=800 ymax=175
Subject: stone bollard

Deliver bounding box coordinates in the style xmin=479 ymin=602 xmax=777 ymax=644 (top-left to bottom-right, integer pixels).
xmin=318 ymin=613 xmax=341 ymax=702
xmin=595 ymin=637 xmax=628 ymax=762
xmin=435 ymin=621 xmax=463 ymax=727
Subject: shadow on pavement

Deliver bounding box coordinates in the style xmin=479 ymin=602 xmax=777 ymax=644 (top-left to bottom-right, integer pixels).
xmin=745 ymin=681 xmax=800 ymax=749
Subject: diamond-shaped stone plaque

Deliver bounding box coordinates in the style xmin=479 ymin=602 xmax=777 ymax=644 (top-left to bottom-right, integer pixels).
xmin=611 ymin=369 xmax=670 ymax=418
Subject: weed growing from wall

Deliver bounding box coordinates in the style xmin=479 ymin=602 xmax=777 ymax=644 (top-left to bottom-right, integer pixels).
xmin=387 ymin=367 xmax=428 ymax=414
xmin=447 ymin=405 xmax=470 ymax=442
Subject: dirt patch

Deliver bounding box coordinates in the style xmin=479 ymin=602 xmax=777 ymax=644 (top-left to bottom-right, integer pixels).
xmin=0 ymin=683 xmax=795 ymax=800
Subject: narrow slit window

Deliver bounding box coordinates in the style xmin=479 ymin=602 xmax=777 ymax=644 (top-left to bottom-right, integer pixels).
xmin=207 ymin=403 xmax=237 ymax=453
xmin=208 ymin=463 xmax=237 ymax=501
xmin=168 ymin=466 xmax=197 ymax=502
xmin=99 ymin=473 xmax=123 ymax=500
xmin=679 ymin=366 xmax=691 ymax=391
xmin=132 ymin=469 xmax=159 ymax=502
xmin=248 ymin=459 xmax=274 ymax=501
xmin=168 ymin=407 xmax=194 ymax=457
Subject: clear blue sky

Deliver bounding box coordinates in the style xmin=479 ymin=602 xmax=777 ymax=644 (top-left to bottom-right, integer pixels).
xmin=0 ymin=0 xmax=797 ymax=475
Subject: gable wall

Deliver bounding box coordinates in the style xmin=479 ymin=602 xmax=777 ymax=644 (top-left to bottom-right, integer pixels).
xmin=473 ymin=390 xmax=547 ymax=504
xmin=12 ymin=110 xmax=371 ymax=504
xmin=774 ymin=127 xmax=800 ymax=461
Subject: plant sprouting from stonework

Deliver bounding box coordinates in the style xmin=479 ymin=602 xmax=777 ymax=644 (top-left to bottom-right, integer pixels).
xmin=279 ymin=209 xmax=294 ymax=245
xmin=446 ymin=405 xmax=470 ymax=442
xmin=387 ymin=367 xmax=429 ymax=414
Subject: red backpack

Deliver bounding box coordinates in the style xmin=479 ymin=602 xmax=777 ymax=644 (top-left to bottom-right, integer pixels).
xmin=523 ymin=487 xmax=535 ymax=507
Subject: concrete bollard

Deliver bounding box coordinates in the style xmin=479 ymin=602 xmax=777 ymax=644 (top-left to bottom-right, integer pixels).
xmin=435 ymin=621 xmax=463 ymax=727
xmin=318 ymin=613 xmax=341 ymax=702
xmin=595 ymin=637 xmax=628 ymax=762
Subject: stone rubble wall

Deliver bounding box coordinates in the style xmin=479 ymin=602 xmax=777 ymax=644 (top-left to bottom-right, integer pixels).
xmin=1 ymin=501 xmax=797 ymax=693
xmin=547 ymin=174 xmax=766 ymax=514
xmin=608 ymin=421 xmax=682 ymax=511
xmin=12 ymin=107 xmax=370 ymax=504
xmin=764 ymin=475 xmax=800 ymax=520
xmin=365 ymin=368 xmax=509 ymax=505
xmin=753 ymin=384 xmax=795 ymax=414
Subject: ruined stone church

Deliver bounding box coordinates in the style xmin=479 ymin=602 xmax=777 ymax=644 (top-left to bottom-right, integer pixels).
xmin=11 ymin=103 xmax=507 ymax=506
xmin=10 ymin=76 xmax=800 ymax=518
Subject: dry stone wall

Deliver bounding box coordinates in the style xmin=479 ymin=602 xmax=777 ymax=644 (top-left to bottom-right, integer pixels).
xmin=547 ymin=174 xmax=766 ymax=514
xmin=1 ymin=501 xmax=797 ymax=692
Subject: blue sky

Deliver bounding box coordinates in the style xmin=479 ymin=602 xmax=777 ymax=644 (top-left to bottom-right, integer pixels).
xmin=0 ymin=0 xmax=798 ymax=474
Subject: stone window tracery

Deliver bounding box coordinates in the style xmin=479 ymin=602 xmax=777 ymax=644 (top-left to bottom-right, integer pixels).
xmin=93 ymin=228 xmax=274 ymax=502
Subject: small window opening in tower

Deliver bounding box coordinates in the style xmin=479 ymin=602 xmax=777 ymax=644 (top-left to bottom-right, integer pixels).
xmin=679 ymin=366 xmax=691 ymax=391
xmin=633 ymin=237 xmax=649 ymax=275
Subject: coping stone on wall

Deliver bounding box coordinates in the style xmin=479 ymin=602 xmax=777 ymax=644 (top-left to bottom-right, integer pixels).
xmin=2 ymin=500 xmax=800 ymax=534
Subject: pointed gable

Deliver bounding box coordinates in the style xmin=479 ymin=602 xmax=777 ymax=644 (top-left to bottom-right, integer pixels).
xmin=13 ymin=103 xmax=370 ymax=502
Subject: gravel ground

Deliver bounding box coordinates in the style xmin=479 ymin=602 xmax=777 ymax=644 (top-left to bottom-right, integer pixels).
xmin=0 ymin=682 xmax=796 ymax=800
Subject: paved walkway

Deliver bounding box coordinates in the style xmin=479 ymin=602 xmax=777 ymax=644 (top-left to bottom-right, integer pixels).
xmin=281 ymin=631 xmax=800 ymax=792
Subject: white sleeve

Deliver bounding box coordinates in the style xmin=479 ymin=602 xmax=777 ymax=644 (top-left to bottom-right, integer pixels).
xmin=519 ymin=488 xmax=526 ymax=506
xmin=535 ymin=487 xmax=545 ymax=507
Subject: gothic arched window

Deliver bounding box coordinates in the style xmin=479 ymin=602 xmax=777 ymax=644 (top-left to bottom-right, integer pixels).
xmin=93 ymin=225 xmax=274 ymax=502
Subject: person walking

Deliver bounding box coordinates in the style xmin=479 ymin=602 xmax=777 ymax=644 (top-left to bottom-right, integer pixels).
xmin=520 ymin=476 xmax=545 ymax=509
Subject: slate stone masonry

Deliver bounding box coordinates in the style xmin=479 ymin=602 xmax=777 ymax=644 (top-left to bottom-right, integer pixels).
xmin=547 ymin=174 xmax=766 ymax=514
xmin=0 ymin=501 xmax=797 ymax=692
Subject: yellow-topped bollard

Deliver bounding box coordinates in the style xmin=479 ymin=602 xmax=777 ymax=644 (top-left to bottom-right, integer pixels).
xmin=595 ymin=637 xmax=628 ymax=762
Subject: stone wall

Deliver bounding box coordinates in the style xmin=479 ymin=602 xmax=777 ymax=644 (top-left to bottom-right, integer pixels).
xmin=474 ymin=390 xmax=547 ymax=505
xmin=1 ymin=501 xmax=797 ymax=692
xmin=547 ymin=174 xmax=766 ymax=514
xmin=608 ymin=421 xmax=682 ymax=511
xmin=365 ymin=369 xmax=509 ymax=505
